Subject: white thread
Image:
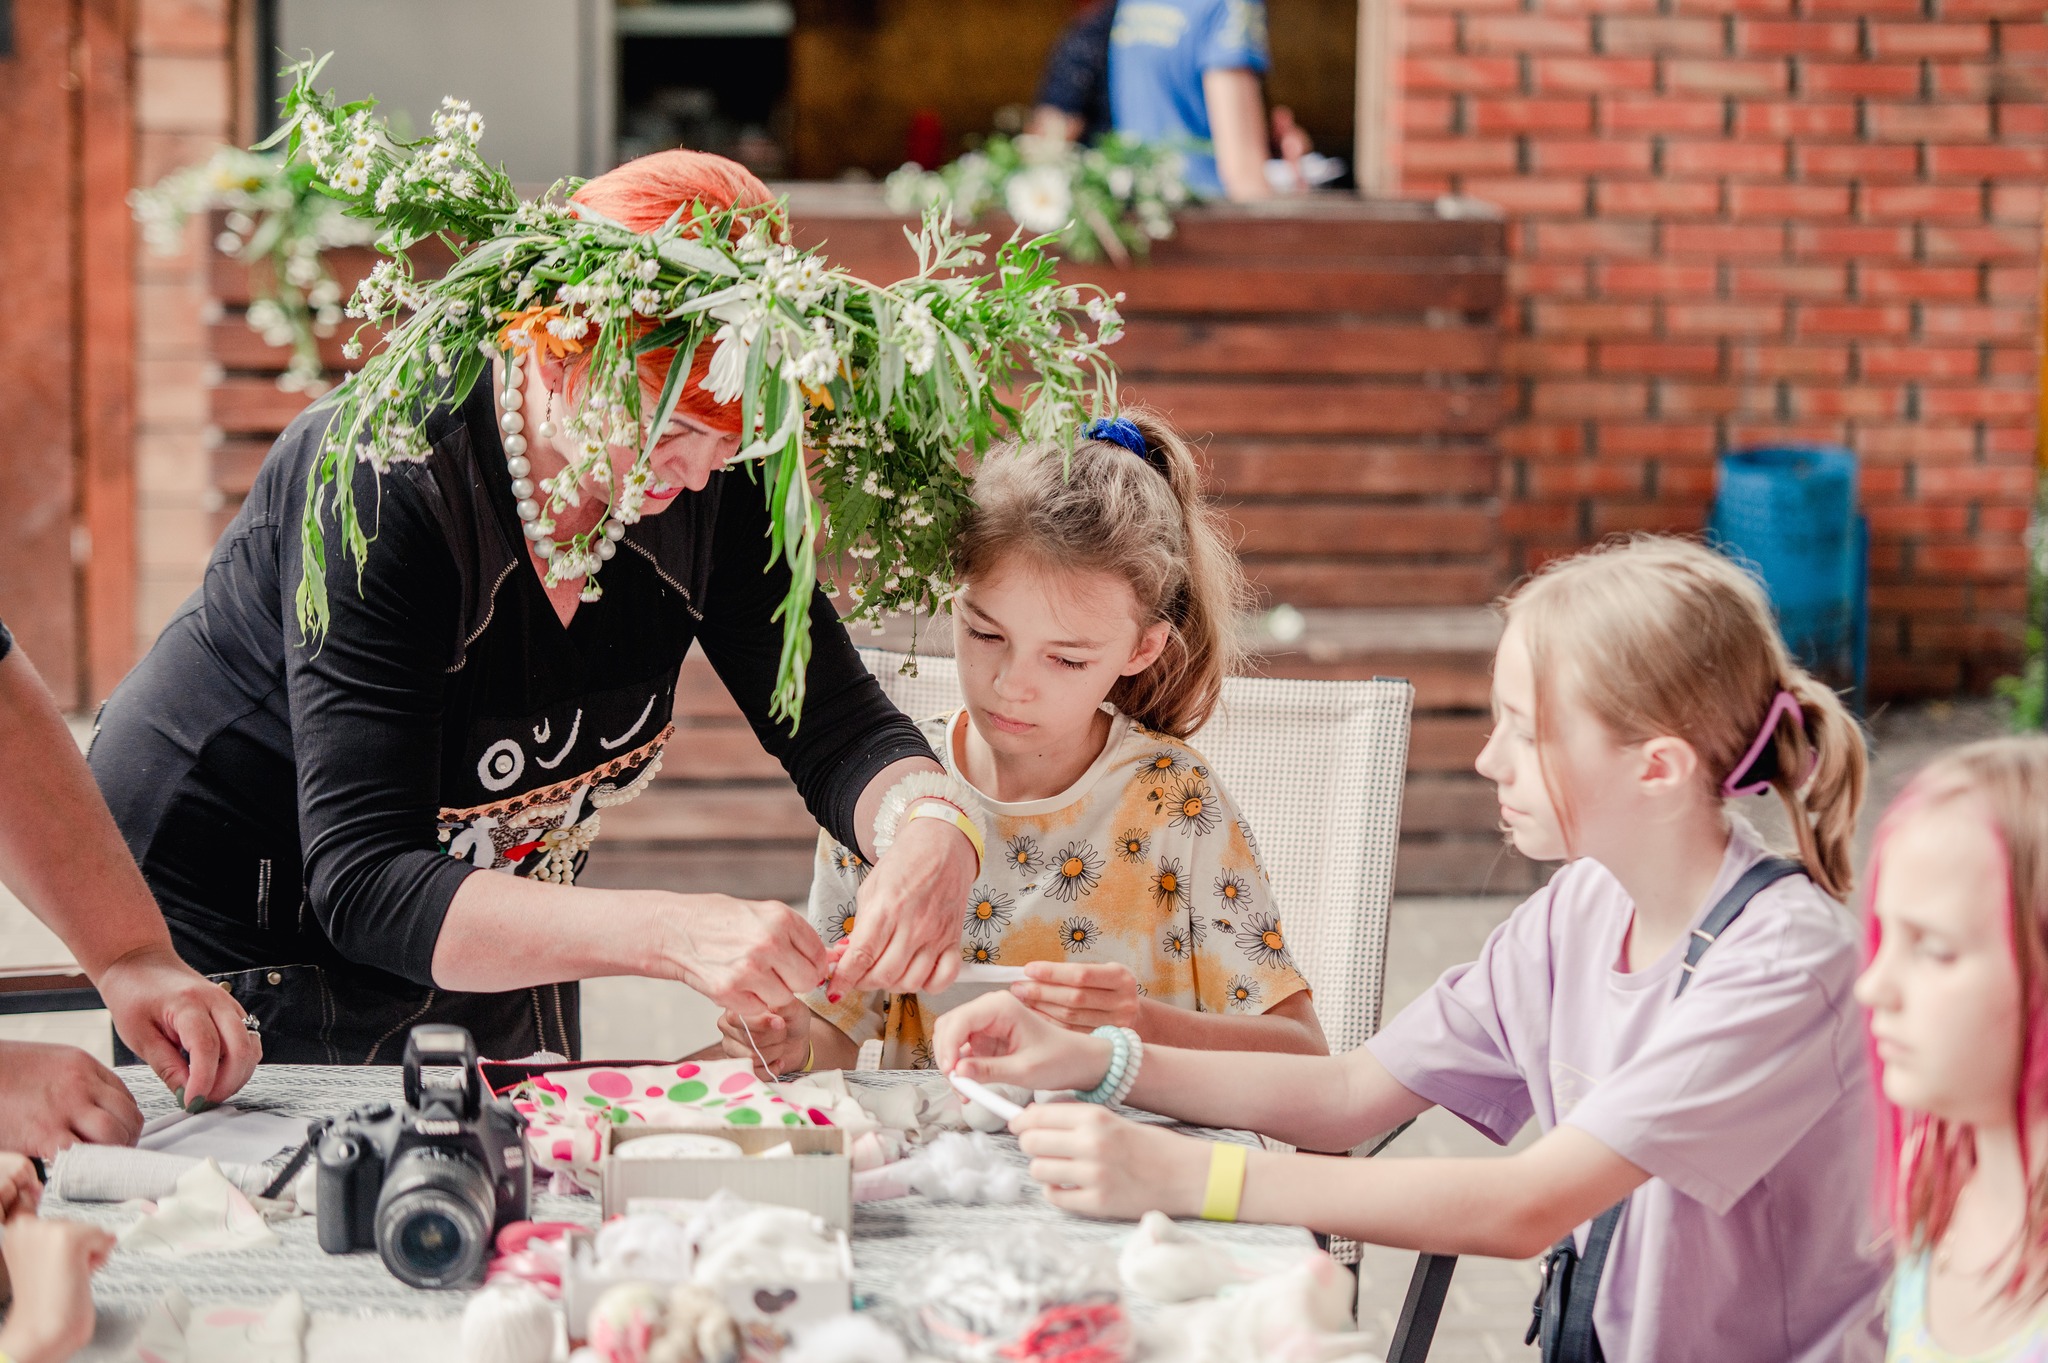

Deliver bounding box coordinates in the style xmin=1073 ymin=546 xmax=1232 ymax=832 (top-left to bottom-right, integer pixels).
xmin=734 ymin=1011 xmax=781 ymax=1078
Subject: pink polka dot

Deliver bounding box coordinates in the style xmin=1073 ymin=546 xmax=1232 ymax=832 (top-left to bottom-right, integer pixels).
xmin=586 ymin=1070 xmax=633 ymax=1099
xmin=645 ymin=1087 xmax=664 ymax=1098
xmin=808 ymin=1109 xmax=833 ymax=1126
xmin=552 ymin=1139 xmax=575 ymax=1161
xmin=718 ymin=1071 xmax=755 ymax=1095
xmin=768 ymin=1095 xmax=785 ymax=1104
xmin=674 ymin=1063 xmax=700 ymax=1079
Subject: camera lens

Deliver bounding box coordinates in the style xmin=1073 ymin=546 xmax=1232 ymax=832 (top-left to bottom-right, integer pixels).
xmin=374 ymin=1147 xmax=494 ymax=1289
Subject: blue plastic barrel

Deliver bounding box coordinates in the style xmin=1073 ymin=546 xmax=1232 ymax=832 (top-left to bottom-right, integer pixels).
xmin=1707 ymin=445 xmax=1868 ymax=709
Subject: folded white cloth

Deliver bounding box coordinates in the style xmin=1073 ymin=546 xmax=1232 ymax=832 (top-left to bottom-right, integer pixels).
xmin=119 ymin=1159 xmax=279 ymax=1256
xmin=129 ymin=1289 xmax=306 ymax=1363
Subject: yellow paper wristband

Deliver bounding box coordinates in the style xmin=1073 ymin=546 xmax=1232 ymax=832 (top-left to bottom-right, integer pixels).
xmin=1200 ymin=1141 xmax=1248 ymax=1222
xmin=907 ymin=800 xmax=985 ymax=874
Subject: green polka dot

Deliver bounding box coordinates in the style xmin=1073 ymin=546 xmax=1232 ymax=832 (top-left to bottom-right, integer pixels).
xmin=781 ymin=1112 xmax=801 ymax=1125
xmin=537 ymin=1094 xmax=555 ymax=1106
xmin=702 ymin=1098 xmax=726 ymax=1108
xmin=667 ymin=1081 xmax=708 ymax=1103
xmin=609 ymin=1107 xmax=630 ymax=1124
xmin=583 ymin=1095 xmax=609 ymax=1108
xmin=724 ymin=1107 xmax=762 ymax=1126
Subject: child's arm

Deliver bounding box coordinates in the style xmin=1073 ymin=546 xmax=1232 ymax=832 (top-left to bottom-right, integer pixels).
xmin=940 ymin=991 xmax=1430 ymax=1154
xmin=1010 ymin=961 xmax=1326 ymax=1054
xmin=1009 ymin=1102 xmax=1647 ymax=1259
xmin=0 ymin=1212 xmax=116 ymax=1363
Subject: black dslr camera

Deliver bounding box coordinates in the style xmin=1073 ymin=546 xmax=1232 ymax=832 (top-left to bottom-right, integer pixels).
xmin=312 ymin=1025 xmax=529 ymax=1288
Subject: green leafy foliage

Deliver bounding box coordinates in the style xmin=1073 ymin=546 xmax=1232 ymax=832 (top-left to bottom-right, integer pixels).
xmin=268 ymin=56 xmax=1122 ymax=725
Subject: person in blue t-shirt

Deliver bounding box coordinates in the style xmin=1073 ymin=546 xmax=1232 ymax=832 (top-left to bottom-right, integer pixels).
xmin=1107 ymin=0 xmax=1273 ymax=200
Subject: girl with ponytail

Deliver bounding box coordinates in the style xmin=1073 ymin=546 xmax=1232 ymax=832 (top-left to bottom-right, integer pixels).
xmin=715 ymin=408 xmax=1329 ymax=1075
xmin=927 ymin=534 xmax=1886 ymax=1363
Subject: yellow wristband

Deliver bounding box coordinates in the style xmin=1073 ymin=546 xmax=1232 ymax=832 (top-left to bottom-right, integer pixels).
xmin=800 ymin=1041 xmax=816 ymax=1074
xmin=1200 ymin=1141 xmax=1248 ymax=1222
xmin=906 ymin=800 xmax=985 ymax=874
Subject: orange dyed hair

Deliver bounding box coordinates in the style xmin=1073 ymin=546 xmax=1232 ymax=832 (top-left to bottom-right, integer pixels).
xmin=567 ymin=149 xmax=775 ymax=434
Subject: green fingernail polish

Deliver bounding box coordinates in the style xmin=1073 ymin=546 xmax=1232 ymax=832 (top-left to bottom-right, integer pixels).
xmin=185 ymin=1095 xmax=216 ymax=1115
xmin=171 ymin=1086 xmax=185 ymax=1107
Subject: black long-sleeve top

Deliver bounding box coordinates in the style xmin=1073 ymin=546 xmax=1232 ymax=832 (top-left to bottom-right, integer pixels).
xmin=89 ymin=381 xmax=931 ymax=1063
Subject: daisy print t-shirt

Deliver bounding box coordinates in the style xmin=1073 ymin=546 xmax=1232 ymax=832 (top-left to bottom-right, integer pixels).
xmin=806 ymin=707 xmax=1310 ymax=1068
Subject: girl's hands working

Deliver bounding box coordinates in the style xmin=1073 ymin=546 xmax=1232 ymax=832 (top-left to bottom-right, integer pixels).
xmin=715 ymin=996 xmax=813 ymax=1080
xmin=935 ymin=991 xmax=1115 ymax=1092
xmin=1010 ymin=961 xmax=1140 ymax=1030
xmin=0 ymin=1211 xmax=117 ymax=1363
xmin=0 ymin=1153 xmax=41 ymax=1220
xmin=1010 ymin=1104 xmax=1213 ymax=1220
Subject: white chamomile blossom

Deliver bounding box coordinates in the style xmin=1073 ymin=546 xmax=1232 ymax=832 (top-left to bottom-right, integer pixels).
xmin=1005 ymin=165 xmax=1072 ymax=234
xmin=630 ymin=289 xmax=661 ymax=317
xmin=636 ymin=256 xmax=662 ymax=284
xmin=897 ymin=297 xmax=939 ymax=376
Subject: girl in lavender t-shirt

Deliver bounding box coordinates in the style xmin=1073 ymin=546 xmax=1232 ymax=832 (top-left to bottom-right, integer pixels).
xmin=931 ymin=536 xmax=1887 ymax=1363
xmin=1858 ymin=738 xmax=2048 ymax=1362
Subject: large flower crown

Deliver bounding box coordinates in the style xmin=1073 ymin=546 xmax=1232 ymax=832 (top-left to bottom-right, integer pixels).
xmin=268 ymin=56 xmax=1122 ymax=723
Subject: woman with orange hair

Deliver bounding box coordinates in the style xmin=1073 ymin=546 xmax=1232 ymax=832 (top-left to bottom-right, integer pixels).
xmin=85 ymin=144 xmax=991 ymax=1066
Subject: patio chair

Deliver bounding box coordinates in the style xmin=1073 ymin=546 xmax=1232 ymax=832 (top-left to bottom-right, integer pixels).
xmin=856 ymin=648 xmax=1457 ymax=1361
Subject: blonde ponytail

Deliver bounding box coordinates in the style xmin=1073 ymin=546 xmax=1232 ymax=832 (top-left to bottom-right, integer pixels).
xmin=1778 ymin=670 xmax=1865 ymax=901
xmin=1505 ymin=534 xmax=1870 ymax=900
xmin=953 ymin=406 xmax=1249 ymax=737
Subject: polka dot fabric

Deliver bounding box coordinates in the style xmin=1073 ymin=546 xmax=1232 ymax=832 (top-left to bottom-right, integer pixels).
xmin=511 ymin=1058 xmax=836 ymax=1192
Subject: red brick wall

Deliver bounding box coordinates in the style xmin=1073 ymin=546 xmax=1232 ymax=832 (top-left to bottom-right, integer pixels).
xmin=1401 ymin=0 xmax=2047 ymax=696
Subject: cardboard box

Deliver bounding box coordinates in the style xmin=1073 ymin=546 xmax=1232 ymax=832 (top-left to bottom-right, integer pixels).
xmin=601 ymin=1125 xmax=853 ymax=1230
xmin=560 ymin=1205 xmax=853 ymax=1347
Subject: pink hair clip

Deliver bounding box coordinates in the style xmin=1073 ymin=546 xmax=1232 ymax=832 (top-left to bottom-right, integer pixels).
xmin=1721 ymin=689 xmax=1818 ymax=798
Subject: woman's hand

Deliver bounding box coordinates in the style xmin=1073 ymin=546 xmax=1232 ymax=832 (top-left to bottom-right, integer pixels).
xmin=833 ymin=814 xmax=977 ymax=996
xmin=95 ymin=945 xmax=261 ymax=1109
xmin=1010 ymin=961 xmax=1141 ymax=1030
xmin=934 ymin=991 xmax=1115 ymax=1092
xmin=1011 ymin=1104 xmax=1212 ymax=1220
xmin=715 ymin=996 xmax=814 ymax=1080
xmin=0 ymin=1212 xmax=117 ymax=1363
xmin=653 ymin=894 xmax=828 ymax=1017
xmin=0 ymin=1042 xmax=142 ymax=1155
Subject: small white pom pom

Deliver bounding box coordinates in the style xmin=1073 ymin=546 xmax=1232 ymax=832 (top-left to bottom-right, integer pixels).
xmin=460 ymin=1283 xmax=558 ymax=1363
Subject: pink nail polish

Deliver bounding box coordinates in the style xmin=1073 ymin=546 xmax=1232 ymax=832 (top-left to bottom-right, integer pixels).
xmin=827 ymin=993 xmax=842 ymax=1004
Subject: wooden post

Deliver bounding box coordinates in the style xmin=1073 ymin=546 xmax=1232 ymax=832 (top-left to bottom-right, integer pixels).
xmin=1354 ymin=0 xmax=1402 ymax=197
xmin=0 ymin=0 xmax=83 ymax=704
xmin=79 ymin=0 xmax=137 ymax=704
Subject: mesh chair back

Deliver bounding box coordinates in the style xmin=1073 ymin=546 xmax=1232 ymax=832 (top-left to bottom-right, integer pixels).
xmin=857 ymin=649 xmax=1414 ymax=1052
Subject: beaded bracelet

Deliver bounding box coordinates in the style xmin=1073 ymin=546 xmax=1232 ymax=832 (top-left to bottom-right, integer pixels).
xmin=872 ymin=770 xmax=989 ymax=875
xmin=1080 ymin=1025 xmax=1143 ymax=1107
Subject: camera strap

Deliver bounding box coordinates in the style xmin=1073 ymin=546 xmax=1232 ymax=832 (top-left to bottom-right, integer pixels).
xmin=261 ymin=1132 xmax=320 ymax=1201
xmin=1525 ymin=856 xmax=1806 ymax=1363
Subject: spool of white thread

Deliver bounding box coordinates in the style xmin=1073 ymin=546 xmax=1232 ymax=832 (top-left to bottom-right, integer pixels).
xmin=613 ymin=1134 xmax=745 ymax=1162
xmin=460 ymin=1282 xmax=559 ymax=1363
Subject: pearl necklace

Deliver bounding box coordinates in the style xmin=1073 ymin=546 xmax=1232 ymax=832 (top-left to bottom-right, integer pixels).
xmin=500 ymin=352 xmax=628 ymax=605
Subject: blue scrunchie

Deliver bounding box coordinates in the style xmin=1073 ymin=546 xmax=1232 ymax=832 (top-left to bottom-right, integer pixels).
xmin=1083 ymin=417 xmax=1166 ymax=474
